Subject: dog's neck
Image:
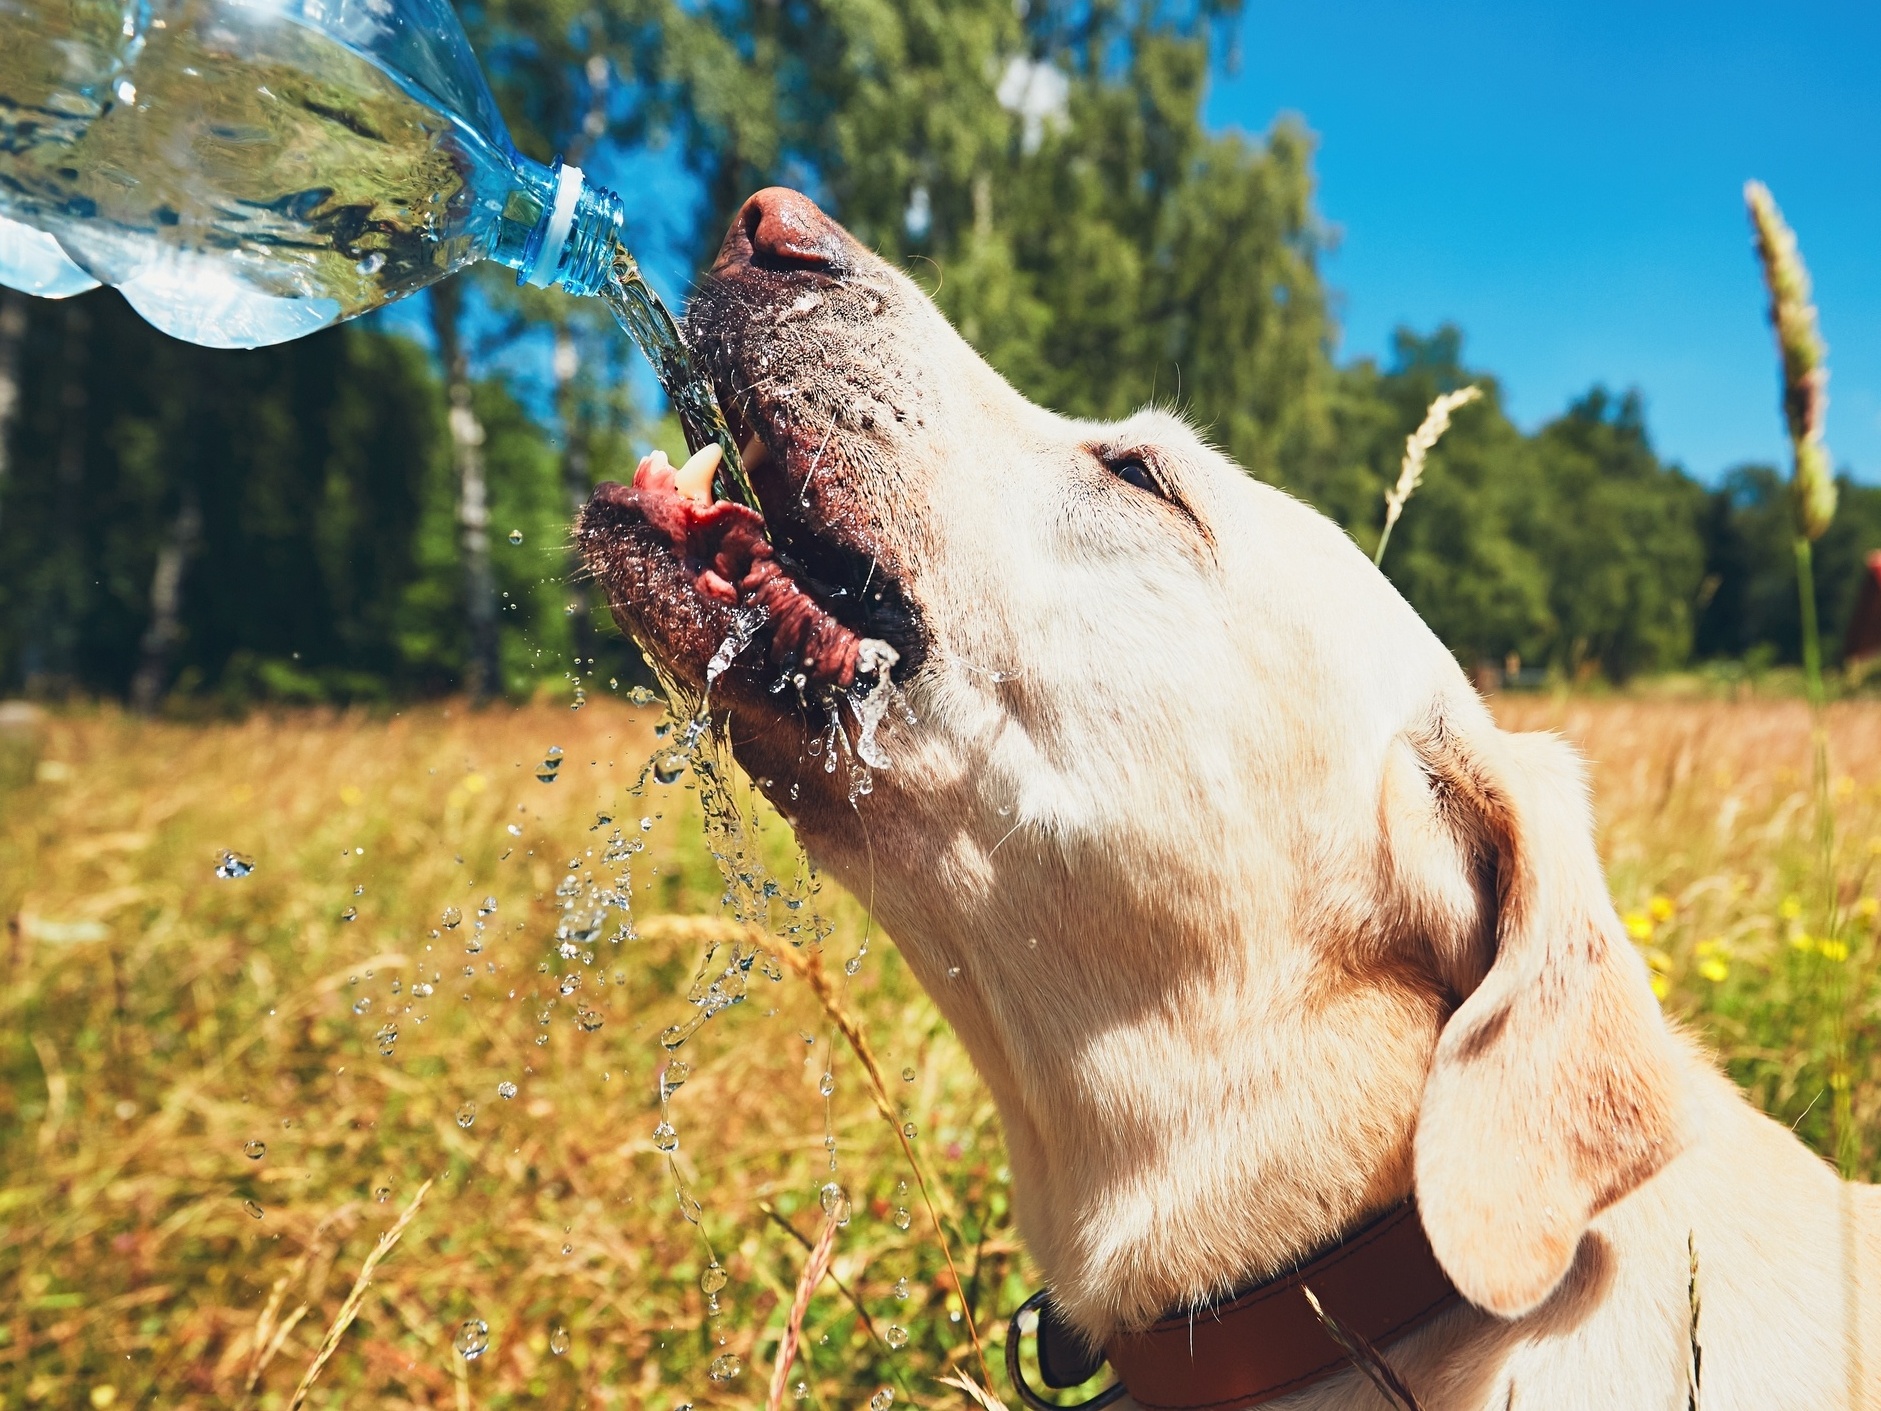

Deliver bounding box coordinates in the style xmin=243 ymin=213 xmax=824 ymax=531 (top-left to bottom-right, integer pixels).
xmin=781 ymin=733 xmax=1454 ymax=1339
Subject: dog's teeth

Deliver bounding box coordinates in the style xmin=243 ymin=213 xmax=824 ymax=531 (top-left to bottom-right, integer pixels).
xmin=741 ymin=435 xmax=771 ymax=473
xmin=674 ymin=443 xmax=722 ymax=504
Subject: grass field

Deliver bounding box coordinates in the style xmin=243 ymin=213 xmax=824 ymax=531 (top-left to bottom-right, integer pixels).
xmin=2 ymin=692 xmax=1880 ymax=1409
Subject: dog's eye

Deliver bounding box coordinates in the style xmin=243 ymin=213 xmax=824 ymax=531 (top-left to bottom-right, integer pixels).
xmin=1108 ymin=456 xmax=1161 ymax=496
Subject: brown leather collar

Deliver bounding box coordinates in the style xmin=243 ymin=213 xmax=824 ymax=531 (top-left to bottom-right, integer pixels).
xmin=1103 ymin=1201 xmax=1459 ymax=1410
xmin=1015 ymin=1201 xmax=1460 ymax=1410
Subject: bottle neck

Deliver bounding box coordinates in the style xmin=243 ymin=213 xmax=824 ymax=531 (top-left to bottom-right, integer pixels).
xmin=512 ymin=159 xmax=624 ymax=297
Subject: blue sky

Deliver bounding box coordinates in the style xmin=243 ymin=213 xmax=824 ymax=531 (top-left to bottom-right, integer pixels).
xmin=1208 ymin=0 xmax=1881 ymax=483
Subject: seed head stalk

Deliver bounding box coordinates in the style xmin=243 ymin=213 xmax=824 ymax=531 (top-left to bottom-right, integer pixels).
xmin=1746 ymin=181 xmax=1853 ymax=1174
xmin=1373 ymin=386 xmax=1481 ymax=569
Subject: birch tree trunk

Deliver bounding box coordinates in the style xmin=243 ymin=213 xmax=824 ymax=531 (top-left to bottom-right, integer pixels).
xmin=129 ymin=489 xmax=201 ymax=714
xmin=430 ymin=279 xmax=501 ymax=702
xmin=0 ymin=290 xmax=26 ymax=540
xmin=553 ymin=321 xmax=596 ymax=672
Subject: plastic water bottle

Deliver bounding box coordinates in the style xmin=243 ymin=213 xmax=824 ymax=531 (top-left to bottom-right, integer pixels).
xmin=0 ymin=0 xmax=628 ymax=347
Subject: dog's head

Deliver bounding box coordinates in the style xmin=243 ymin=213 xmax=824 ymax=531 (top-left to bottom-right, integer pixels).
xmin=579 ymin=189 xmax=1685 ymax=1331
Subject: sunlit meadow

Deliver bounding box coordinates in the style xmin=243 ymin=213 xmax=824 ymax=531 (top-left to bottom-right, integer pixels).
xmin=1 ymin=689 xmax=1878 ymax=1408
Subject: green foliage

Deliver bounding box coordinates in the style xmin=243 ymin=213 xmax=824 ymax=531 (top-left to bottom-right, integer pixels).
xmin=0 ymin=0 xmax=1875 ymax=702
xmin=1697 ymin=466 xmax=1881 ymax=664
xmin=0 ymin=292 xmax=582 ymax=703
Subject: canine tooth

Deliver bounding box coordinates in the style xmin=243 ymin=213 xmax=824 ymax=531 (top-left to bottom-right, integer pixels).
xmin=674 ymin=443 xmax=722 ymax=504
xmin=741 ymin=436 xmax=772 ymax=473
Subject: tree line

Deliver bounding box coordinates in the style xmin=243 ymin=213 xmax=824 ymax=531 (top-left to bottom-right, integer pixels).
xmin=0 ymin=0 xmax=1874 ymax=704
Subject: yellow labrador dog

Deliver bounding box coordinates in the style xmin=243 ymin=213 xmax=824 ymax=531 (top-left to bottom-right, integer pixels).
xmin=580 ymin=188 xmax=1881 ymax=1409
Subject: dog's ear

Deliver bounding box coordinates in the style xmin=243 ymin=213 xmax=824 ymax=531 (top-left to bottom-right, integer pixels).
xmin=1410 ymin=720 xmax=1685 ymax=1318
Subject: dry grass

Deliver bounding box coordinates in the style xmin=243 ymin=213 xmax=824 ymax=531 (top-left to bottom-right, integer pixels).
xmin=2 ymin=692 xmax=1878 ymax=1408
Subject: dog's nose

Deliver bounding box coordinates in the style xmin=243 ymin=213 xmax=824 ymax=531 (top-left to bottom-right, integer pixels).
xmin=714 ymin=187 xmax=849 ymax=276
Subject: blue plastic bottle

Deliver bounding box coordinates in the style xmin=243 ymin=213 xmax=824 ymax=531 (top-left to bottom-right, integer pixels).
xmin=0 ymin=0 xmax=626 ymax=347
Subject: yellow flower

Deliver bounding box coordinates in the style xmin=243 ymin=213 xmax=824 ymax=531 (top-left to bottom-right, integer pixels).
xmin=1779 ymin=895 xmax=1803 ymax=920
xmin=1817 ymin=938 xmax=1849 ymax=963
xmin=1648 ymin=895 xmax=1675 ymax=923
xmin=1856 ymin=898 xmax=1879 ymax=922
xmin=1697 ymin=956 xmax=1729 ymax=983
xmin=1623 ymin=911 xmax=1654 ymax=942
xmin=1650 ymin=972 xmax=1670 ymax=1001
xmin=1790 ymin=931 xmax=1816 ymax=952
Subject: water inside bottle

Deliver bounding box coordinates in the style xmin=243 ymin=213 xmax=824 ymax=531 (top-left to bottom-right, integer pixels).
xmin=1 ymin=0 xmax=525 ymax=345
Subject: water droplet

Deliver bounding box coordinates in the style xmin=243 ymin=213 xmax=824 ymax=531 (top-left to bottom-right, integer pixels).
xmin=661 ymin=1060 xmax=691 ymax=1094
xmin=340 ymin=906 xmax=357 ymax=922
xmin=214 ymin=851 xmax=254 ymax=879
xmin=707 ymin=1353 xmax=741 ymax=1382
xmin=352 ymin=995 xmax=373 ymax=1014
xmin=794 ymin=1381 xmax=808 ymax=1400
xmin=374 ymin=1186 xmax=391 ymax=1203
xmin=893 ymin=1207 xmax=911 ymax=1231
xmin=537 ymin=747 xmax=565 ymax=784
xmin=885 ymin=1324 xmax=909 ymax=1349
xmin=375 ymin=1023 xmax=398 ymax=1056
xmin=243 ymin=1139 xmax=266 ymax=1159
xmin=701 ymin=1262 xmax=728 ymax=1295
xmin=559 ymin=972 xmax=583 ymax=995
xmin=549 ymin=1326 xmax=571 ymax=1356
xmin=243 ymin=1199 xmax=264 ymax=1219
xmin=508 ymin=529 xmax=524 ymax=545
xmin=497 ymin=1081 xmax=517 ymax=1100
xmin=901 ymin=1122 xmax=917 ymax=1140
xmin=507 ymin=823 xmax=523 ymax=836
xmin=628 ymin=685 xmax=657 ymax=706
xmin=819 ymin=1182 xmax=851 ymax=1224
xmin=653 ymin=1121 xmax=678 ymax=1152
xmin=441 ymin=906 xmax=462 ymax=929
xmin=575 ymin=1006 xmax=604 ymax=1032
xmin=355 ymin=251 xmax=386 ymax=276
xmin=453 ymin=1319 xmax=490 ymax=1360
xmin=456 ymin=1101 xmax=477 ymax=1128
xmin=652 ymin=754 xmax=685 ymax=785
xmin=901 ymin=1066 xmax=915 ymax=1083
xmin=869 ymin=1389 xmax=894 ymax=1410
xmin=844 ymin=956 xmax=862 ymax=976
xmin=818 ymin=1072 xmax=835 ymax=1098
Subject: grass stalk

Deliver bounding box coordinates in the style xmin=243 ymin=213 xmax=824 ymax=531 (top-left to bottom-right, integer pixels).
xmin=766 ymin=1211 xmax=841 ymax=1411
xmin=1373 ymin=386 xmax=1481 ymax=569
xmin=1747 ymin=180 xmax=1853 ymax=1173
xmin=286 ymin=1178 xmax=434 ymax=1411
xmin=1301 ymin=1285 xmax=1425 ymax=1411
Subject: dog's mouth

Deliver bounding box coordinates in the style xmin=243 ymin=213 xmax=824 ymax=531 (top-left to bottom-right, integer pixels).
xmin=579 ymin=373 xmax=921 ymax=712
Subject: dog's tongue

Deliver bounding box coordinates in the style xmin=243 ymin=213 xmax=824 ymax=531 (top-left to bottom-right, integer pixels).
xmin=618 ymin=452 xmax=868 ymax=689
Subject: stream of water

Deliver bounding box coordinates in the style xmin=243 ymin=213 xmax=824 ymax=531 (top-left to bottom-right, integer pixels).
xmin=598 ymin=242 xmax=759 ymax=514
